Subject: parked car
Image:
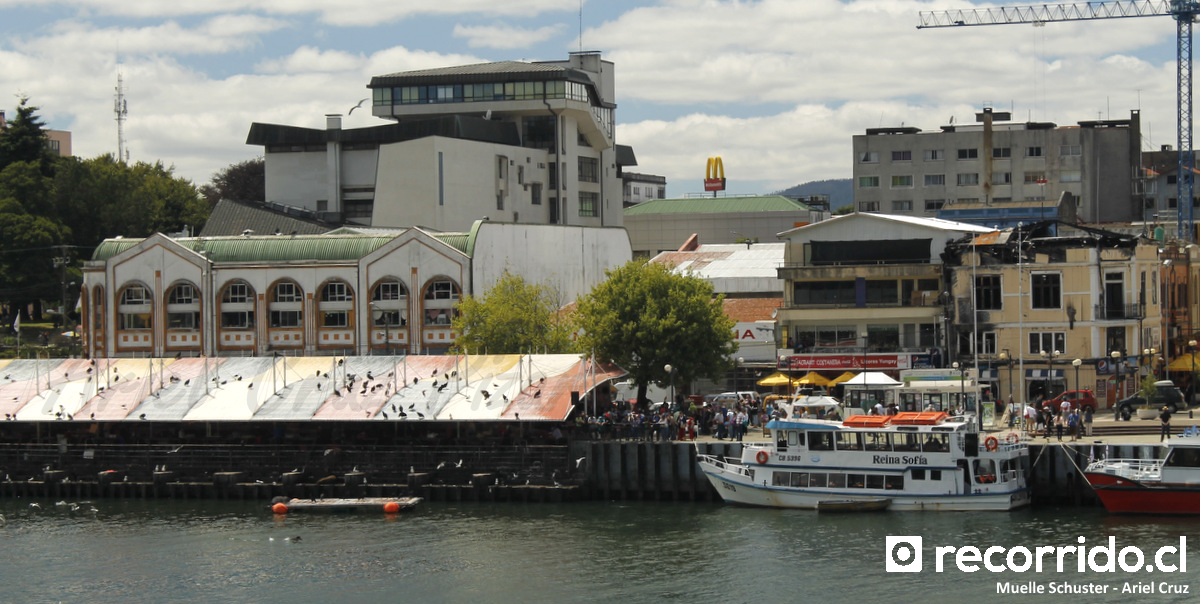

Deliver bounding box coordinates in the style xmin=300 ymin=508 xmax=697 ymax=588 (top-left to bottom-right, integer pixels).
xmin=1116 ymin=380 xmax=1187 ymax=415
xmin=1042 ymin=390 xmax=1098 ymax=413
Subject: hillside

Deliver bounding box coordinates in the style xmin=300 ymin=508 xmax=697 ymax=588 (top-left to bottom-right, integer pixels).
xmin=774 ymin=178 xmax=852 ymax=211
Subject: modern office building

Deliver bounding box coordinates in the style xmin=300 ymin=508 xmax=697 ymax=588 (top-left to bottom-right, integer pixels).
xmin=248 ymin=51 xmax=629 ymax=232
xmin=852 ymin=108 xmax=1141 ymax=226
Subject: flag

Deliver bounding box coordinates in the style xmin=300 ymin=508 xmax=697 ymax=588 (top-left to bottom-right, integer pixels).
xmin=13 ymin=314 xmax=19 ymax=334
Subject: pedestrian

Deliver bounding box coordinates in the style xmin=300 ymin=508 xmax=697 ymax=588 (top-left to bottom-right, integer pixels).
xmin=1054 ymin=413 xmax=1064 ymax=441
xmin=1083 ymin=406 xmax=1093 ymax=437
xmin=1067 ymin=409 xmax=1079 ymax=441
xmin=1159 ymin=406 xmax=1173 ymax=442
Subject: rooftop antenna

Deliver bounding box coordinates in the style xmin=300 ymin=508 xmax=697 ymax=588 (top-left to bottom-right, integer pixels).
xmin=578 ymin=0 xmax=583 ymax=52
xmin=114 ymin=70 xmax=129 ymax=163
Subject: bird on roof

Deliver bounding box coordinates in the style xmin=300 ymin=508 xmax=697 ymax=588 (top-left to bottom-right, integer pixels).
xmin=347 ymin=98 xmax=368 ymax=115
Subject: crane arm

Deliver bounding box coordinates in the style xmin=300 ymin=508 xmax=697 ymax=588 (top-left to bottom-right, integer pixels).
xmin=917 ymin=1 xmax=1178 ymax=29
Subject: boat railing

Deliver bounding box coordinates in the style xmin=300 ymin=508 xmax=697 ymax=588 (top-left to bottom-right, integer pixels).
xmin=699 ymin=453 xmax=753 ymax=478
xmin=1084 ymin=458 xmax=1162 ymax=480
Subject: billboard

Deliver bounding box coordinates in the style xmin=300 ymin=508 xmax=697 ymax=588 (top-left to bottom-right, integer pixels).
xmin=704 ymin=156 xmax=726 ymax=192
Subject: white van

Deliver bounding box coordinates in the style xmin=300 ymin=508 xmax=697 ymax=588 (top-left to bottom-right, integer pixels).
xmin=707 ymin=391 xmax=760 ymax=407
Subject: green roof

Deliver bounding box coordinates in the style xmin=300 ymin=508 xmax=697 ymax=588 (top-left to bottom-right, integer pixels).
xmin=93 ymin=235 xmax=398 ymax=263
xmin=623 ymin=195 xmax=812 ymax=216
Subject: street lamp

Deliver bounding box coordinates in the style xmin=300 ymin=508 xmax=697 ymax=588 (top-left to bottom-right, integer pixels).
xmin=1110 ymin=350 xmax=1123 ymax=407
xmin=1040 ymin=349 xmax=1061 ymax=401
xmin=998 ymin=349 xmax=1012 ymax=402
xmin=1072 ymin=358 xmax=1082 ymax=398
xmin=737 ymin=357 xmax=745 ymax=395
xmin=1142 ymin=348 xmax=1158 ymax=378
xmin=664 ymin=363 xmax=675 ymax=408
xmin=951 ymin=361 xmax=967 ymax=417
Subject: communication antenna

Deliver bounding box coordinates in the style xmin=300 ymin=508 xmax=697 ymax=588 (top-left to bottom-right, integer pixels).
xmin=578 ymin=0 xmax=583 ymax=52
xmin=114 ymin=71 xmax=129 ymax=163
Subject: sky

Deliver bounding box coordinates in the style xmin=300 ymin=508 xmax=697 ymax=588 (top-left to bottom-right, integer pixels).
xmin=0 ymin=0 xmax=1186 ymax=198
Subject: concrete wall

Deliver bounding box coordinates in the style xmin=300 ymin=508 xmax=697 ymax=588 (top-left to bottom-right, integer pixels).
xmin=470 ymin=222 xmax=632 ymax=303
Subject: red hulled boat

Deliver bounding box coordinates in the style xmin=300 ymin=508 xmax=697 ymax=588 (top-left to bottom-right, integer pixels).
xmin=1083 ymin=437 xmax=1199 ymax=515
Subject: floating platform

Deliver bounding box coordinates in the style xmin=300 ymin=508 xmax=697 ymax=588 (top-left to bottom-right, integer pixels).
xmin=816 ymin=498 xmax=891 ymax=513
xmin=271 ymin=496 xmax=422 ymax=514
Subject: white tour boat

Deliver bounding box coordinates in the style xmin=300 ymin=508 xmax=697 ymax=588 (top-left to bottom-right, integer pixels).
xmin=697 ymin=408 xmax=1031 ymax=511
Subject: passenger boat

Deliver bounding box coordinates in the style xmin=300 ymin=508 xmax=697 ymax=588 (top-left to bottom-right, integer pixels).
xmin=1082 ymin=437 xmax=1199 ymax=515
xmin=697 ymin=408 xmax=1031 ymax=511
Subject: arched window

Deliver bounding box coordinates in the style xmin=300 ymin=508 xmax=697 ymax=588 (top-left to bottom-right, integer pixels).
xmin=269 ymin=280 xmax=303 ymax=328
xmin=166 ymin=281 xmax=200 ymax=330
xmin=219 ymin=280 xmax=255 ymax=329
xmin=422 ymin=278 xmax=460 ymax=326
xmin=370 ymin=278 xmax=408 ymax=327
xmin=117 ymin=283 xmax=152 ymax=330
xmin=319 ymin=280 xmax=354 ymax=327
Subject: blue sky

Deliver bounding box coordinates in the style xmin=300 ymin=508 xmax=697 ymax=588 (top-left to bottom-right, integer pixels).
xmin=0 ymin=0 xmax=1184 ymax=197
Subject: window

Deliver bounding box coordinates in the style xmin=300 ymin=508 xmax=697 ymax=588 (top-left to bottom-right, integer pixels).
xmin=975 ymin=275 xmax=1002 ymax=310
xmin=891 ymin=175 xmax=913 ymax=188
xmin=1028 ymin=331 xmax=1066 ymax=356
xmin=891 ymin=150 xmax=912 ymax=161
xmin=373 ymin=310 xmax=403 ymax=327
xmin=1059 ymin=170 xmax=1081 ymax=183
xmin=321 ymin=311 xmax=348 ymax=328
xmin=322 ymin=281 xmax=351 ymax=302
xmin=992 ymin=147 xmax=1011 ymax=158
xmin=425 ymin=280 xmax=460 ymax=300
xmin=860 ymin=151 xmax=879 ymax=163
xmin=858 ymin=176 xmax=879 ymax=188
xmin=991 ymin=172 xmax=1012 ymax=185
xmin=957 ymin=148 xmax=978 ymax=160
xmin=270 ymin=311 xmax=302 ymax=328
xmin=221 ymin=311 xmax=253 ymax=329
xmin=121 ymin=286 xmax=150 ymax=305
xmin=424 ymin=308 xmax=457 ymax=326
xmin=956 ymin=173 xmax=979 ymax=186
xmin=1026 ymin=146 xmax=1043 ymax=157
xmin=1060 ymin=145 xmax=1081 ymax=156
xmin=531 ymin=182 xmax=542 ymax=205
xmin=923 ymin=149 xmax=944 ymax=161
xmin=579 ymin=192 xmax=599 ymax=217
xmin=858 ymin=201 xmax=880 ymax=212
xmin=373 ymin=281 xmax=405 ymax=301
xmin=167 ymin=312 xmax=198 ymax=330
xmin=1031 ymin=272 xmax=1061 ymax=309
xmin=892 ymin=200 xmax=913 ymax=211
xmin=120 ymin=313 xmax=150 ymax=330
xmin=980 ymin=331 xmax=997 ymax=355
xmin=924 ymin=174 xmax=945 ymax=186
xmin=168 ymin=284 xmax=196 ymax=305
xmin=924 ymin=199 xmax=945 ymax=211
xmin=1023 ymin=171 xmax=1047 ymax=184
xmin=275 ymin=282 xmax=301 ymax=302
xmin=578 ymin=157 xmax=599 ymax=183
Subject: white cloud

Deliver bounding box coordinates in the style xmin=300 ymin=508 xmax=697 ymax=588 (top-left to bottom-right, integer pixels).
xmin=453 ymin=23 xmax=566 ymax=49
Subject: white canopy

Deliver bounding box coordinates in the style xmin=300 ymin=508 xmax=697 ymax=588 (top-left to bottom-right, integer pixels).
xmin=841 ymin=371 xmax=901 ymax=386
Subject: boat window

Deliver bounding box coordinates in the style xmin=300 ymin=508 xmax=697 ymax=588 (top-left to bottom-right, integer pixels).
xmin=910 ymin=468 xmax=926 ymax=480
xmin=795 ymin=431 xmax=806 ymax=447
xmin=772 ymin=471 xmax=791 ymax=486
xmin=808 ymin=473 xmax=827 ymax=487
xmin=865 ymin=432 xmax=890 ymax=451
xmin=930 ymin=469 xmax=942 ymax=481
xmin=776 ymin=432 xmax=789 ymax=451
xmin=892 ymin=433 xmax=921 ymax=451
xmin=835 ymin=432 xmax=862 ymax=451
xmin=826 ymin=473 xmax=847 ymax=488
xmin=1165 ymin=447 xmax=1200 ymax=468
xmin=809 ymin=432 xmax=833 ymax=451
xmin=791 ymin=472 xmax=808 ymax=487
xmin=847 ymin=473 xmax=866 ymax=488
xmin=866 ymin=475 xmax=885 ymax=489
xmin=973 ymin=459 xmax=998 ymax=484
xmin=884 ymin=475 xmax=904 ymax=490
xmin=921 ymin=433 xmax=949 ymax=452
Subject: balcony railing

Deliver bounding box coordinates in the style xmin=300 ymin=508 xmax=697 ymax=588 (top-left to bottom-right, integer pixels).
xmin=1093 ymin=303 xmax=1144 ymax=321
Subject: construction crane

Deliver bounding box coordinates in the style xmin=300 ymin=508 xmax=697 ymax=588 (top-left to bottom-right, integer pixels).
xmin=918 ymin=1 xmax=1200 ymax=241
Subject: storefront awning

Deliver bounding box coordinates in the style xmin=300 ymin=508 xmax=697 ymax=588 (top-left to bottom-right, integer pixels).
xmin=1024 ymin=369 xmax=1065 ymax=380
xmin=1166 ymin=353 xmax=1199 ymax=372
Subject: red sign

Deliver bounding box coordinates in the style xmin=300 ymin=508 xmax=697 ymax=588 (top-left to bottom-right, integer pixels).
xmin=704 ymin=178 xmax=726 ymax=192
xmin=704 ymin=156 xmax=726 ymax=192
xmin=781 ymin=354 xmax=910 ymax=371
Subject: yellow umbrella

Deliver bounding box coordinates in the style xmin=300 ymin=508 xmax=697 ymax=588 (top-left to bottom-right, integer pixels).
xmin=793 ymin=371 xmax=831 ymax=387
xmin=1166 ymin=353 xmax=1199 ymax=372
xmin=829 ymin=371 xmax=857 ymax=385
xmin=756 ymin=372 xmax=794 ymax=387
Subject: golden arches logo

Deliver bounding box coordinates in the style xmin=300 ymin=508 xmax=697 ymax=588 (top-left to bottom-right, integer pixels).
xmin=704 ymin=156 xmax=726 ymax=192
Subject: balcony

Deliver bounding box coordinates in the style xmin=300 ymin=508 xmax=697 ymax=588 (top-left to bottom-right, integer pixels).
xmin=1093 ymin=303 xmax=1144 ymax=321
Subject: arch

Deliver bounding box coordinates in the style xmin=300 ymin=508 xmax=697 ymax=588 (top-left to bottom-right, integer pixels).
xmin=266 ymin=279 xmax=304 ymax=351
xmin=218 ymin=279 xmax=256 ymax=331
xmin=165 ymin=280 xmax=201 ymax=331
xmin=116 ymin=281 xmax=153 ymax=331
xmin=317 ymin=278 xmax=354 ymax=331
xmin=219 ymin=279 xmax=256 ymax=304
xmin=319 ymin=278 xmax=355 ymax=303
xmin=421 ymin=276 xmax=460 ymax=326
xmin=370 ymin=277 xmax=408 ymax=328
xmin=269 ymin=278 xmax=304 ymax=304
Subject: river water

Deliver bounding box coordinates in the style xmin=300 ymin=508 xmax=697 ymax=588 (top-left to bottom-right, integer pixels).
xmin=0 ymin=499 xmax=1196 ymax=604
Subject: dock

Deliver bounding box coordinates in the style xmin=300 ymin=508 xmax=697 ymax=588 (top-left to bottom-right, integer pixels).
xmin=271 ymin=496 xmax=422 ymax=514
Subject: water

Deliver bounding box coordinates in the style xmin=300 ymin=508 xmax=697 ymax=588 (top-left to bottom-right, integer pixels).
xmin=0 ymin=499 xmax=1196 ymax=604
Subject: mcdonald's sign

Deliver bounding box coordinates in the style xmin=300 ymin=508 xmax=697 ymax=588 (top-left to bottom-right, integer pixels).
xmin=704 ymin=156 xmax=726 ymax=192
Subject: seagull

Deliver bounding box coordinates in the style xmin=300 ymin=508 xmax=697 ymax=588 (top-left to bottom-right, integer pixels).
xmin=168 ymin=445 xmax=184 ymax=453
xmin=515 ymin=413 xmax=520 ymax=420
xmin=456 ymin=459 xmax=464 ymax=468
xmin=415 ymin=411 xmax=425 ymax=419
xmin=347 ymin=98 xmax=368 ymax=115
xmin=575 ymin=456 xmax=586 ymax=468
xmin=533 ymin=390 xmax=540 ymax=398
xmin=28 ymin=503 xmax=40 ymax=509
xmin=184 ymin=379 xmax=190 ymax=386
xmin=437 ymin=461 xmax=447 ymax=470
xmin=413 ymin=377 xmax=419 ymax=385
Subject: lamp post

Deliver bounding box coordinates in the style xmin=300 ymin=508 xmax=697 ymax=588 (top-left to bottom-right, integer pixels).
xmin=1072 ymin=358 xmax=1082 ymax=397
xmin=737 ymin=357 xmax=745 ymax=395
xmin=1110 ymin=350 xmax=1123 ymax=407
xmin=664 ymin=363 xmax=675 ymax=408
xmin=999 ymin=349 xmax=1012 ymax=402
xmin=952 ymin=361 xmax=975 ymax=428
xmin=371 ymin=302 xmax=391 ymax=355
xmin=1040 ymin=349 xmax=1060 ymax=401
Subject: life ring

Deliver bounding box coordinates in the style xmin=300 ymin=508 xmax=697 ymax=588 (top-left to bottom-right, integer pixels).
xmin=984 ymin=436 xmax=999 ymax=452
xmin=755 ymin=450 xmax=769 ymax=464
xmin=1005 ymin=432 xmax=1020 ymax=445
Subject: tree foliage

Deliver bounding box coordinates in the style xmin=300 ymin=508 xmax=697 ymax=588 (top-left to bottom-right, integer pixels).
xmin=0 ymin=97 xmax=56 ymax=176
xmin=575 ymin=259 xmax=736 ymax=402
xmin=199 ymin=157 xmax=265 ymax=207
xmin=452 ymin=271 xmax=575 ymax=354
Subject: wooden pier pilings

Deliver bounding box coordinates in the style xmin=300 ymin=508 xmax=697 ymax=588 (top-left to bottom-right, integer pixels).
xmin=0 ymin=439 xmax=1166 ymax=506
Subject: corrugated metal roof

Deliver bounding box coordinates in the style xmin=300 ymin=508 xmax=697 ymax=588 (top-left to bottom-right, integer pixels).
xmin=624 ymin=195 xmax=812 ymax=216
xmin=368 ymin=61 xmax=596 ymax=88
xmin=778 ymin=212 xmax=993 ymax=237
xmin=92 ymin=235 xmax=399 ymax=263
xmin=199 ymin=199 xmax=332 ymax=238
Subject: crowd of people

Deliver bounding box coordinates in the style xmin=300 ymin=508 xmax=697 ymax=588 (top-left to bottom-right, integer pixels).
xmin=576 ymin=395 xmax=765 ymax=442
xmin=1003 ymin=396 xmax=1094 ymax=441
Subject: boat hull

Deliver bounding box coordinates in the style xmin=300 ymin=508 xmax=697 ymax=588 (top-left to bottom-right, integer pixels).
xmin=698 ymin=457 xmax=1030 ymax=512
xmin=1083 ymin=472 xmax=1200 ymax=515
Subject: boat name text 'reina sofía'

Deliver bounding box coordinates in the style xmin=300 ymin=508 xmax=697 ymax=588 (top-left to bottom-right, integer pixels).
xmin=696 ymin=408 xmax=1031 ymax=511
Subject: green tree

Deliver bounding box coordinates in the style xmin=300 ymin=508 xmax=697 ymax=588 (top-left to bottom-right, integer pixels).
xmin=0 ymin=96 xmax=57 ymax=176
xmin=0 ymin=197 xmax=68 ymax=320
xmin=576 ymin=259 xmax=736 ymax=404
xmin=453 ymin=271 xmax=575 ymax=353
xmin=200 ymin=157 xmax=265 ymax=208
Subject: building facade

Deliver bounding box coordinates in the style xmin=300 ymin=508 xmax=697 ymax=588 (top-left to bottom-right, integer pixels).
xmin=624 ymin=195 xmax=828 ymax=258
xmin=852 ymin=109 xmax=1141 ymax=225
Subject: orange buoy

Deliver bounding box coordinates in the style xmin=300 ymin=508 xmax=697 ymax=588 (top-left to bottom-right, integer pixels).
xmin=271 ymin=502 xmax=289 ymax=514
xmin=383 ymin=501 xmax=401 ymax=513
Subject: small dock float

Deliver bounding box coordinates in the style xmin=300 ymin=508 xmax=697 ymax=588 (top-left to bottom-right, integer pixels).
xmin=271 ymin=496 xmax=422 ymax=514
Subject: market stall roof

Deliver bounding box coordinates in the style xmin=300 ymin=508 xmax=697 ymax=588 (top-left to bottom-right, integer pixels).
xmin=793 ymin=371 xmax=831 ymax=386
xmin=828 ymin=371 xmax=857 ymax=385
xmin=756 ymin=372 xmax=793 ymax=387
xmin=0 ymin=354 xmax=623 ymax=423
xmin=1166 ymin=353 xmax=1199 ymax=372
xmin=841 ymin=371 xmax=901 ymax=386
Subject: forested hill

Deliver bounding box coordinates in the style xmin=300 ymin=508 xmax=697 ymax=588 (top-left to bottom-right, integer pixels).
xmin=773 ymin=178 xmax=852 ymax=212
